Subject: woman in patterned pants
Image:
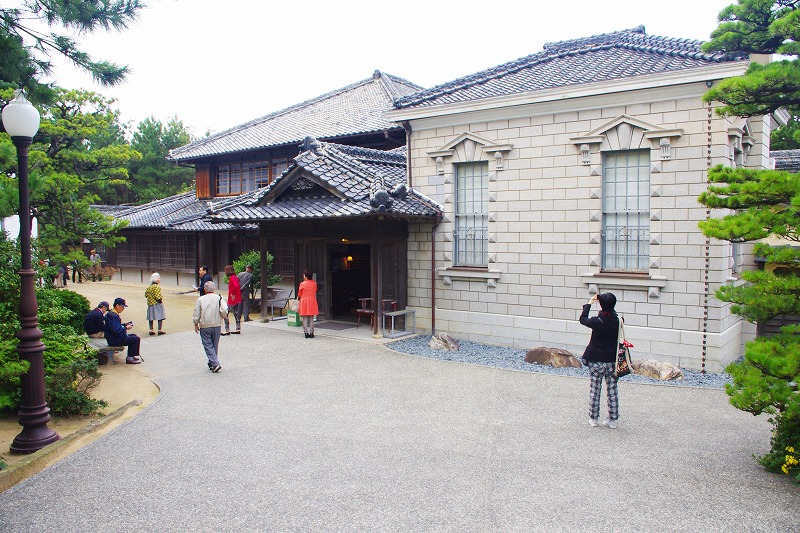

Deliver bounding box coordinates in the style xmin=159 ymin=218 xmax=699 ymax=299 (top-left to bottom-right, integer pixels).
xmin=579 ymin=292 xmax=620 ymax=428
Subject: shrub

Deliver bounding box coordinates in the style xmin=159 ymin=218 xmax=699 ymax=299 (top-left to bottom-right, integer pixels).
xmin=758 ymin=410 xmax=800 ymax=484
xmin=37 ymin=288 xmax=90 ymax=333
xmin=45 ymin=358 xmax=107 ymax=416
xmin=783 ymin=446 xmax=799 ymax=483
xmin=231 ymin=249 xmax=281 ymax=293
xmin=0 ymin=340 xmax=27 ymax=411
xmin=0 ymin=232 xmax=102 ymax=416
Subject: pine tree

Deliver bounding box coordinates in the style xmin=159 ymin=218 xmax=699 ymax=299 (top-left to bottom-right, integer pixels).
xmin=700 ymin=0 xmax=800 ymax=482
xmin=0 ymin=1 xmax=143 ymax=103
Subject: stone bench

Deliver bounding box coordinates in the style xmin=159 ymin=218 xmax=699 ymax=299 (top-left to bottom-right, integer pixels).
xmin=87 ymin=337 xmax=125 ymax=365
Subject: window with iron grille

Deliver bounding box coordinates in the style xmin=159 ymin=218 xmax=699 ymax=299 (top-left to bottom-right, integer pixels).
xmin=602 ymin=150 xmax=650 ymax=272
xmin=454 ymin=162 xmax=489 ymax=267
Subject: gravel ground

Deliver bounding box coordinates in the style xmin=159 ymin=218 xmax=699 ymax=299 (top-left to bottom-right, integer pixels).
xmin=387 ymin=335 xmax=733 ymax=389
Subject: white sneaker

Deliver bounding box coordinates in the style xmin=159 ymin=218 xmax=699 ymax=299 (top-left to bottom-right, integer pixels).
xmin=602 ymin=418 xmax=617 ymax=429
xmin=589 ymin=418 xmax=600 ymax=427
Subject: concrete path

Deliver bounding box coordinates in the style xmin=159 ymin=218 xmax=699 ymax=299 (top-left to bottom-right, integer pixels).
xmin=0 ymin=324 xmax=797 ymax=532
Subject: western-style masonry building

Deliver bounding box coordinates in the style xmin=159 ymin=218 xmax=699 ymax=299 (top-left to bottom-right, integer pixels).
xmin=384 ymin=26 xmax=772 ymax=371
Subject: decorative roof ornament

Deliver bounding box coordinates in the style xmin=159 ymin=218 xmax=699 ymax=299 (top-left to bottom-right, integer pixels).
xmin=370 ymin=189 xmax=393 ymax=213
xmin=300 ymin=135 xmax=324 ymax=157
xmin=370 ymin=177 xmax=409 ymax=213
xmin=291 ymin=177 xmax=316 ymax=191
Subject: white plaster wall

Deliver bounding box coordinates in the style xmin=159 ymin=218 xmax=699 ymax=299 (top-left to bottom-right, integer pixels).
xmin=116 ymin=267 xmax=218 ymax=290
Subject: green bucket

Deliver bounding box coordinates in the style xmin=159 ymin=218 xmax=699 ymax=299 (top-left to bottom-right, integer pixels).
xmin=287 ymin=310 xmax=301 ymax=327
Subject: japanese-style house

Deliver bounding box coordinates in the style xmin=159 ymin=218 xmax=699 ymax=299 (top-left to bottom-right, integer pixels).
xmin=104 ymin=71 xmax=422 ymax=290
xmin=209 ymin=139 xmax=441 ymax=324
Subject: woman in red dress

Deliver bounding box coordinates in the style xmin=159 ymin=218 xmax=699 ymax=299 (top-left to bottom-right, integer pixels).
xmin=298 ymin=269 xmax=319 ymax=338
xmin=223 ymin=264 xmax=242 ymax=335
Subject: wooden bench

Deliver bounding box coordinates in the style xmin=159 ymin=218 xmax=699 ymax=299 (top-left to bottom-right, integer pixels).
xmin=87 ymin=337 xmax=125 ymax=365
xmin=381 ymin=308 xmax=416 ymax=339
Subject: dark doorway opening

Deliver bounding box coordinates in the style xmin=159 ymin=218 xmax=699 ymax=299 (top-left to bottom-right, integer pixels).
xmin=329 ymin=243 xmax=370 ymax=320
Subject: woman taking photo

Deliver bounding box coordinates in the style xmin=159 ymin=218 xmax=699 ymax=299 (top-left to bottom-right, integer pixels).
xmin=579 ymin=292 xmax=620 ymax=428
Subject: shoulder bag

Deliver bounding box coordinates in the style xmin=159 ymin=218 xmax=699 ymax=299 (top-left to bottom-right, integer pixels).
xmin=615 ymin=316 xmax=633 ymax=377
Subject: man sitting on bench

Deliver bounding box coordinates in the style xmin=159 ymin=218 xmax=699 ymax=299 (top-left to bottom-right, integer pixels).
xmin=104 ymin=298 xmax=142 ymax=365
xmin=84 ymin=301 xmax=109 ymax=338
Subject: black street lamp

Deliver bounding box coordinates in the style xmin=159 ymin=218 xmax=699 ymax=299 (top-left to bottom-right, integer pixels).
xmin=2 ymin=90 xmax=60 ymax=453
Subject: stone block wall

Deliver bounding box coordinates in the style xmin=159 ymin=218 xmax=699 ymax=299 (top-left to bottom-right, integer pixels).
xmin=404 ymin=85 xmax=768 ymax=371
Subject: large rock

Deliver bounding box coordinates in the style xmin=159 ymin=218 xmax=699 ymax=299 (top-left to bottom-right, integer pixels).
xmin=632 ymin=359 xmax=684 ymax=381
xmin=525 ymin=347 xmax=582 ymax=368
xmin=429 ymin=333 xmax=460 ymax=351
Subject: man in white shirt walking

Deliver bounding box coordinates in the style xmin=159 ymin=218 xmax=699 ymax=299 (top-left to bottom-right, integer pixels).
xmin=192 ymin=281 xmax=228 ymax=373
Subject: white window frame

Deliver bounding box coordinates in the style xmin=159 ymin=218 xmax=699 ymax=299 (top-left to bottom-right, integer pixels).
xmin=454 ymin=162 xmax=489 ymax=267
xmin=601 ymin=150 xmax=650 ymax=273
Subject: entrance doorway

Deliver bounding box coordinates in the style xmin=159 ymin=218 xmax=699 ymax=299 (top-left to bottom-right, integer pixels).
xmin=329 ymin=243 xmax=370 ymax=320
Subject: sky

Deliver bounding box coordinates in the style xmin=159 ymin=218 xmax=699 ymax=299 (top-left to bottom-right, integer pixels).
xmin=44 ymin=0 xmax=732 ymax=138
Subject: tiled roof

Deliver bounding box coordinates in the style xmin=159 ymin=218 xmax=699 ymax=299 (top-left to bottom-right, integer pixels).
xmin=394 ymin=26 xmax=745 ymax=109
xmin=771 ymin=149 xmax=800 ymax=173
xmin=210 ymin=140 xmax=441 ymax=223
xmin=91 ymin=204 xmax=132 ymax=217
xmin=105 ymin=191 xmax=254 ymax=232
xmin=168 ymin=71 xmax=422 ymax=162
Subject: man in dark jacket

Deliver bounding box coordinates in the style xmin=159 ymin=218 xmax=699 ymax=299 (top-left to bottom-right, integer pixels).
xmin=84 ymin=301 xmax=109 ymax=338
xmin=104 ymin=297 xmax=142 ymax=364
xmin=196 ymin=265 xmax=213 ymax=296
xmin=580 ymin=292 xmax=620 ymax=429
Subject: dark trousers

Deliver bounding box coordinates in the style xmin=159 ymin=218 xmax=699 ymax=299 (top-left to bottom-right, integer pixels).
xmin=242 ymin=295 xmax=252 ymax=320
xmin=118 ymin=334 xmax=140 ymax=358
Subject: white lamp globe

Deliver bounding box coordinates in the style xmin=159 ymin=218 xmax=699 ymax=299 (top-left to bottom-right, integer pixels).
xmin=2 ymin=90 xmax=40 ymax=138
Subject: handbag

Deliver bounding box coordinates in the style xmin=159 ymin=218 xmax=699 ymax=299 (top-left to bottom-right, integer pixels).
xmin=615 ymin=316 xmax=633 ymax=377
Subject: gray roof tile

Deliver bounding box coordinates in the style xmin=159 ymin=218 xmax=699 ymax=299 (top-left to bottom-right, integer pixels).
xmin=394 ymin=26 xmax=745 ymax=109
xmin=103 ymin=191 xmax=254 ymax=232
xmin=169 ymin=71 xmax=421 ymax=162
xmin=210 ymin=141 xmax=441 ymax=223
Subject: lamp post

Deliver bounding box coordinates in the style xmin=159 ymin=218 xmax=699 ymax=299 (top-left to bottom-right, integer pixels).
xmin=2 ymin=90 xmax=60 ymax=453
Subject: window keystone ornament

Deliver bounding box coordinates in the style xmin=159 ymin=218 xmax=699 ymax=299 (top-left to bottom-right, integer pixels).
xmin=571 ymin=115 xmax=683 ymax=168
xmin=428 ymin=132 xmax=513 ymax=172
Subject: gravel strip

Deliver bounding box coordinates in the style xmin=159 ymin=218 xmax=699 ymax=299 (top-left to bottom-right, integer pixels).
xmin=387 ymin=335 xmax=733 ymax=389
